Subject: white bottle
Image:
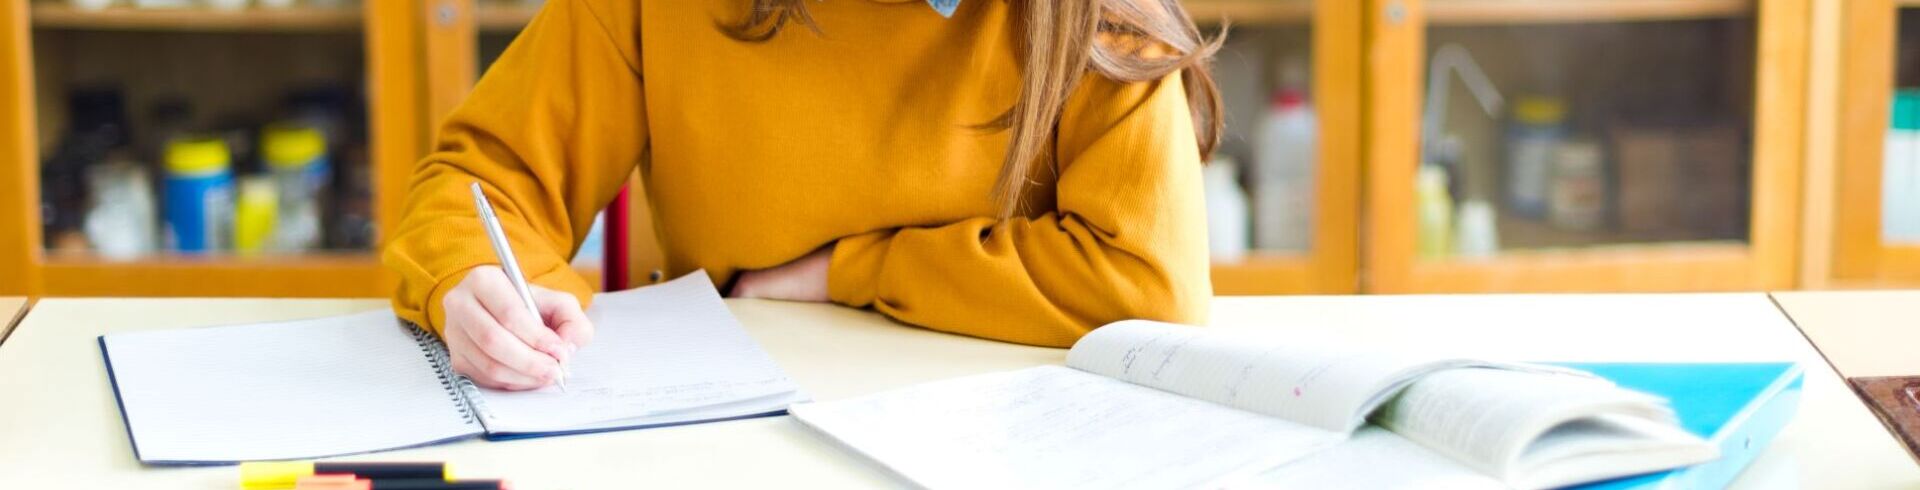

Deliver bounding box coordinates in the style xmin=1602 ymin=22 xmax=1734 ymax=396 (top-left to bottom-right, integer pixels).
xmin=1253 ymin=81 xmax=1316 ymax=252
xmin=1455 ymin=199 xmax=1499 ymax=258
xmin=1417 ymin=165 xmax=1454 ymax=259
xmin=1204 ymin=157 xmax=1250 ymax=263
xmin=1886 ymin=90 xmax=1920 ymax=243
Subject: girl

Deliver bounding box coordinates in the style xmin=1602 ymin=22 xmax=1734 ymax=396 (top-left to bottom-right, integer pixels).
xmin=384 ymin=0 xmax=1225 ymax=390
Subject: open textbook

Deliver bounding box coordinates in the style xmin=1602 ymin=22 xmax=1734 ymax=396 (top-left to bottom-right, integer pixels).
xmin=790 ymin=320 xmax=1716 ymax=490
xmin=101 ymin=271 xmax=808 ymax=465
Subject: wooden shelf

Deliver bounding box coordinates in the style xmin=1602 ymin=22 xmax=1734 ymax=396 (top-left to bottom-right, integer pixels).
xmin=30 ymin=4 xmax=361 ymax=32
xmin=39 ymin=253 xmax=389 ymax=298
xmin=1492 ymin=211 xmax=1744 ymax=253
xmin=1406 ymin=243 xmax=1763 ymax=292
xmin=1211 ymin=252 xmax=1323 ymax=295
xmin=476 ymin=2 xmax=539 ymax=32
xmin=1428 ymin=0 xmax=1752 ymax=26
xmin=1186 ymin=0 xmax=1312 ymax=25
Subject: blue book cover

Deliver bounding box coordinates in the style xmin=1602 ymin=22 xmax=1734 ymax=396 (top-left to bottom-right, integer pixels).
xmin=1560 ymin=362 xmax=1805 ymax=490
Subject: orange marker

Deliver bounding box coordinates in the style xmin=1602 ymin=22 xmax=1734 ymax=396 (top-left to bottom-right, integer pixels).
xmin=293 ymin=475 xmax=369 ymax=490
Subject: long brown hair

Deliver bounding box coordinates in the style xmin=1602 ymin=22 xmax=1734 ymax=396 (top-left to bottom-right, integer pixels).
xmin=721 ymin=0 xmax=1225 ymax=218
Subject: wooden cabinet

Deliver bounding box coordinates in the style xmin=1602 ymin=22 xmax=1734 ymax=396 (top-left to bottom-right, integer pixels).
xmin=1200 ymin=0 xmax=1363 ymax=295
xmin=1812 ymin=0 xmax=1920 ymax=287
xmin=0 ymin=1 xmax=425 ymax=297
xmin=0 ymin=0 xmax=1835 ymax=297
xmin=1364 ymin=0 xmax=1806 ymax=292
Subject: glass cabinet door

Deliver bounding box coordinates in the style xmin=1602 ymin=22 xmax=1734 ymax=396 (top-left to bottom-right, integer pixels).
xmin=14 ymin=0 xmax=399 ymax=297
xmin=1367 ymin=0 xmax=1805 ymax=292
xmin=1197 ymin=0 xmax=1360 ymax=294
xmin=1832 ymin=0 xmax=1920 ymax=285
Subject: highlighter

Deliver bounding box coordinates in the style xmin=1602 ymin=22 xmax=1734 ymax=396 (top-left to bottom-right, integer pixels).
xmin=241 ymin=461 xmax=447 ymax=490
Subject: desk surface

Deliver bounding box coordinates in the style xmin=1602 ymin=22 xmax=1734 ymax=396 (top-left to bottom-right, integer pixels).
xmin=1773 ymin=290 xmax=1920 ymax=378
xmin=0 ymin=297 xmax=26 ymax=343
xmin=0 ymin=294 xmax=1913 ymax=488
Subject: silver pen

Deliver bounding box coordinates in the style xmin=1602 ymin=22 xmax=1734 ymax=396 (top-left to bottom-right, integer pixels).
xmin=470 ymin=182 xmax=568 ymax=391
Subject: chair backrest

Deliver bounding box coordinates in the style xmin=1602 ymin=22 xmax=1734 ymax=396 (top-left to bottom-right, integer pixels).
xmin=605 ymin=170 xmax=667 ymax=291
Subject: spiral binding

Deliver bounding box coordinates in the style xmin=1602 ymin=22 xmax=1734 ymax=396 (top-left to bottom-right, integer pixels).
xmin=405 ymin=322 xmax=492 ymax=427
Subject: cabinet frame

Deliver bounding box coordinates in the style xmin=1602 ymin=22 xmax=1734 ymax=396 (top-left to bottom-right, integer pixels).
xmin=1 ymin=0 xmax=42 ymax=296
xmin=1828 ymin=0 xmax=1920 ymax=285
xmin=1363 ymin=0 xmax=1807 ymax=293
xmin=1211 ymin=0 xmax=1364 ymax=295
xmin=0 ymin=0 xmax=428 ymax=297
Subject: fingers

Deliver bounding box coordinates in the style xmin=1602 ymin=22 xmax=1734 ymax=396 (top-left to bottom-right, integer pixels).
xmin=446 ymin=288 xmax=561 ymax=387
xmin=468 ymin=268 xmax=573 ymax=363
xmin=445 ymin=309 xmax=548 ymax=390
xmin=450 ymin=341 xmax=545 ymax=391
xmin=534 ymin=288 xmax=594 ymax=350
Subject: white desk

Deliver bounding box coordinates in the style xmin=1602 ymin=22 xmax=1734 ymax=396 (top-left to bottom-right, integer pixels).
xmin=1772 ymin=290 xmax=1920 ymax=378
xmin=0 ymin=294 xmax=1912 ymax=488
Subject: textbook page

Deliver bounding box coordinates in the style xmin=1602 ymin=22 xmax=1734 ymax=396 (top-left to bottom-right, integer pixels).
xmin=102 ymin=310 xmax=481 ymax=463
xmin=1066 ymin=320 xmax=1482 ymax=432
xmin=472 ymin=271 xmax=805 ymax=433
xmin=1372 ymin=367 xmax=1711 ymax=487
xmin=1246 ymin=426 xmax=1505 ymax=490
xmin=789 ymin=365 xmax=1343 ymax=490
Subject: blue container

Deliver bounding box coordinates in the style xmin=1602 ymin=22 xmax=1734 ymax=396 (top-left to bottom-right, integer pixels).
xmin=162 ymin=137 xmax=234 ymax=253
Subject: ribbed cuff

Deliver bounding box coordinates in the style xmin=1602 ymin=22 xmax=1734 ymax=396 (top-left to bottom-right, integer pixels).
xmin=424 ymin=266 xmax=480 ymax=337
xmin=827 ymin=230 xmax=893 ymax=308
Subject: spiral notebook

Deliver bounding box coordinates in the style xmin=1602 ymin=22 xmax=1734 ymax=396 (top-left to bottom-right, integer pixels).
xmin=100 ymin=270 xmax=808 ymax=465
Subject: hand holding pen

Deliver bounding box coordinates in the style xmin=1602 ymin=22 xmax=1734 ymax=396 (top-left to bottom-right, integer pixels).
xmin=434 ymin=183 xmax=596 ymax=391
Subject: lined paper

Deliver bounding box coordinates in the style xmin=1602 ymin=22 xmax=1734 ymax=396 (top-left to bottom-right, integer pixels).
xmin=1066 ymin=320 xmax=1469 ymax=431
xmin=101 ymin=269 xmax=805 ymax=463
xmin=790 ymin=365 xmax=1342 ymax=489
xmin=102 ymin=310 xmax=480 ymax=463
xmin=472 ymin=271 xmax=806 ymax=433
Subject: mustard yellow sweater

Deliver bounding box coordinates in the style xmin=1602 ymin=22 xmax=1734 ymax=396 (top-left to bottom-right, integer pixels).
xmin=383 ymin=0 xmax=1211 ymax=347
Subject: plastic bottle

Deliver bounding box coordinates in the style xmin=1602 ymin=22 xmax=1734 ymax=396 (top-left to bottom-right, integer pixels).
xmin=1417 ymin=165 xmax=1454 ymax=258
xmin=1505 ymin=96 xmax=1567 ymax=219
xmin=1253 ymin=59 xmax=1316 ymax=252
xmin=234 ymin=177 xmax=277 ymax=256
xmin=1548 ymin=140 xmax=1607 ymax=231
xmin=1886 ymin=90 xmax=1920 ymax=243
xmin=162 ymin=137 xmax=235 ymax=253
xmin=1454 ymin=199 xmax=1498 ymax=258
xmin=82 ymin=158 xmax=158 ymax=260
xmin=262 ymin=123 xmax=329 ymax=252
xmin=1204 ymin=157 xmax=1250 ymax=262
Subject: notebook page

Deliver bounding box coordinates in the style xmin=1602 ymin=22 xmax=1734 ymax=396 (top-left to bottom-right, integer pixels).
xmin=1066 ymin=320 xmax=1465 ymax=432
xmin=102 ymin=309 xmax=480 ymax=463
xmin=472 ymin=271 xmax=804 ymax=433
xmin=539 ymin=389 xmax=812 ymax=434
xmin=789 ymin=365 xmax=1343 ymax=490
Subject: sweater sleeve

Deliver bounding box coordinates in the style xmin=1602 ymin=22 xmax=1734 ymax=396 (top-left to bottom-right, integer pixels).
xmin=825 ymin=71 xmax=1214 ymax=348
xmin=382 ymin=0 xmax=646 ymax=335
